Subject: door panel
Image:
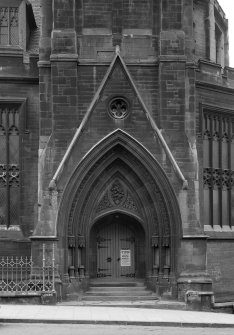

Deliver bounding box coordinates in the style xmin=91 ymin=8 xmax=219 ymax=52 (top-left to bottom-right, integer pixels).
xmin=96 ymin=221 xmax=135 ymax=278
xmin=119 ymin=235 xmax=135 ymax=277
xmin=97 ymin=235 xmax=112 ymax=277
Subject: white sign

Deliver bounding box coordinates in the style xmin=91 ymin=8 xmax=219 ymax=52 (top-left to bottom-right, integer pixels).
xmin=0 ymin=225 xmax=21 ymax=231
xmin=120 ymin=249 xmax=131 ymax=267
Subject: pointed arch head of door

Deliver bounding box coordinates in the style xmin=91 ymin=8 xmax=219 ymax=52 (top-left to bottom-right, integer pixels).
xmin=89 ymin=211 xmax=146 ymax=279
xmin=57 ymin=129 xmax=182 ymax=242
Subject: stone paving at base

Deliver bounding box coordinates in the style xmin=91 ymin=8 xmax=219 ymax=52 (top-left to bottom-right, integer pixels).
xmin=0 ymin=304 xmax=234 ymax=327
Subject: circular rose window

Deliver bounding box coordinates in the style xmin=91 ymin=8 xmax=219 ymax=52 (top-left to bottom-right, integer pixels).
xmin=109 ymin=97 xmax=129 ymax=119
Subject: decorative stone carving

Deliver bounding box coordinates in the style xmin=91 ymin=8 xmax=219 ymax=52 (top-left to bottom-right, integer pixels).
xmin=123 ymin=193 xmax=138 ymax=212
xmin=162 ymin=235 xmax=170 ymax=247
xmin=108 ymin=97 xmax=129 ymax=119
xmin=0 ymin=164 xmax=7 ymax=187
xmin=9 ymin=164 xmax=19 ymax=187
xmin=203 ymin=167 xmax=212 ymax=189
xmin=231 ymin=171 xmax=234 ymax=188
xmin=68 ymin=144 xmax=173 ymax=243
xmin=110 ymin=179 xmax=125 ymax=205
xmin=203 ymin=168 xmax=234 ymax=190
xmin=222 ymin=132 xmax=229 ymax=142
xmin=152 ymin=235 xmax=159 ymax=247
xmin=0 ymin=164 xmax=19 ymax=187
xmin=156 ymin=192 xmax=170 ymax=239
xmin=77 ymin=235 xmax=85 ymax=248
xmin=9 ymin=125 xmax=19 ymax=136
xmin=0 ymin=7 xmax=19 ymax=25
xmin=0 ymin=124 xmax=5 ymax=135
xmin=68 ymin=151 xmax=111 ymax=235
xmin=96 ymin=192 xmax=112 ymax=213
xmin=68 ymin=235 xmax=85 ymax=248
xmin=213 ymin=130 xmax=220 ymax=141
xmin=68 ymin=236 xmax=75 ymax=248
xmin=213 ymin=168 xmax=222 ymax=189
xmin=222 ymin=169 xmax=231 ymax=190
xmin=0 ymin=7 xmax=19 ymax=47
xmin=203 ymin=129 xmax=211 ymax=140
xmin=96 ymin=180 xmax=139 ymax=215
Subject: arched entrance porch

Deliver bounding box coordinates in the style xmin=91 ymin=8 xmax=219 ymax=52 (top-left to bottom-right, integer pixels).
xmin=89 ymin=212 xmax=145 ymax=279
xmin=56 ymin=130 xmax=182 ymax=296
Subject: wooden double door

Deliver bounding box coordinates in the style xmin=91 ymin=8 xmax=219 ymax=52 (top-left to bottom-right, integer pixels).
xmin=96 ymin=221 xmax=135 ymax=278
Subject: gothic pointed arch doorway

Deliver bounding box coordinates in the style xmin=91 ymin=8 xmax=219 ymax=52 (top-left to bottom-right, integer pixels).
xmin=89 ymin=212 xmax=145 ymax=279
xmin=57 ymin=130 xmax=182 ymax=294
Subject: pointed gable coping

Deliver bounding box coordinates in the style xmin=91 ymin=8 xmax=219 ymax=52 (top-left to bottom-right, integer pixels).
xmin=49 ymin=46 xmax=188 ymax=191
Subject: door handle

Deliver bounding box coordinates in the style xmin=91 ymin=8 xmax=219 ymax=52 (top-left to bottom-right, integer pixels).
xmin=117 ymin=258 xmax=120 ymax=261
xmin=106 ymin=257 xmax=112 ymax=262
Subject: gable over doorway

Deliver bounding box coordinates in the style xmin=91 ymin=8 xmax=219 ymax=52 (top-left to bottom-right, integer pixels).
xmin=55 ymin=130 xmax=182 ymax=296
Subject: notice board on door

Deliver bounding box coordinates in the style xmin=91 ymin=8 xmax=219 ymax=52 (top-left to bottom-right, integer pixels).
xmin=120 ymin=249 xmax=131 ymax=266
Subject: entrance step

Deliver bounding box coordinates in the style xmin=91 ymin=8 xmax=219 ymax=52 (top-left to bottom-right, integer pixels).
xmin=81 ymin=279 xmax=158 ymax=302
xmin=89 ymin=279 xmax=145 ymax=287
xmin=62 ymin=278 xmax=186 ymax=310
xmin=88 ymin=288 xmax=150 ymax=293
xmin=82 ymin=296 xmax=157 ymax=301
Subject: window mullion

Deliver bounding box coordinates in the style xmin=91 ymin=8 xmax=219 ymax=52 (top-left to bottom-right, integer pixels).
xmin=228 ymin=119 xmax=232 ymax=228
xmin=210 ymin=115 xmax=213 ymax=227
xmin=6 ymin=108 xmax=10 ymax=228
xmin=7 ymin=7 xmax=10 ymax=45
xmin=230 ymin=119 xmax=234 ymax=228
xmin=219 ymin=116 xmax=222 ymax=228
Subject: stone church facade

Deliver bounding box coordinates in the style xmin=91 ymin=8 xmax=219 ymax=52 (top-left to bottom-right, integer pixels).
xmin=0 ymin=0 xmax=234 ymax=303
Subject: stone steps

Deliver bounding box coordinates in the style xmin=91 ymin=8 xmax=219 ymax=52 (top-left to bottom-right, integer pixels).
xmin=90 ymin=280 xmax=145 ymax=287
xmin=63 ymin=279 xmax=187 ymax=309
xmin=82 ymin=295 xmax=157 ymax=301
xmin=88 ymin=287 xmax=149 ymax=293
xmin=85 ymin=291 xmax=154 ymax=296
xmin=81 ymin=279 xmax=158 ymax=302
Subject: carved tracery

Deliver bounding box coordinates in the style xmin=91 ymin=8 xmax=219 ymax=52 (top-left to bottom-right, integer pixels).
xmin=203 ymin=110 xmax=234 ymax=228
xmin=0 ymin=7 xmax=19 ymax=46
xmin=0 ymin=107 xmax=20 ymax=227
xmin=110 ymin=179 xmax=125 ymax=205
xmin=62 ymin=131 xmax=181 ymax=280
xmin=96 ymin=179 xmax=139 ymax=214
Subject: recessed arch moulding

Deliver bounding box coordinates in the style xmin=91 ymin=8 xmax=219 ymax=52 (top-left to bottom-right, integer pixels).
xmin=34 ymin=132 xmax=181 ymax=288
xmin=31 ymin=131 xmax=208 ymax=298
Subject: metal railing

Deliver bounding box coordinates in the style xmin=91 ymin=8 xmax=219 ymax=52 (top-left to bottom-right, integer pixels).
xmin=0 ymin=244 xmax=55 ymax=296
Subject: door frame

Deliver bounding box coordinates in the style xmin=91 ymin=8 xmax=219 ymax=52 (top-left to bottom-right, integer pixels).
xmin=89 ymin=211 xmax=146 ymax=279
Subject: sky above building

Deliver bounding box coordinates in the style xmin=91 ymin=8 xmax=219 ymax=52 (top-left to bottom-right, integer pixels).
xmin=218 ymin=0 xmax=234 ymax=67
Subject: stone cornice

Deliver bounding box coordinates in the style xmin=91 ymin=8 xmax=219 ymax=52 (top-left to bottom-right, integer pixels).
xmin=30 ymin=236 xmax=59 ymax=241
xmin=37 ymin=60 xmax=51 ymax=68
xmin=196 ymin=80 xmax=234 ymax=94
xmin=50 ymin=53 xmax=79 ymax=62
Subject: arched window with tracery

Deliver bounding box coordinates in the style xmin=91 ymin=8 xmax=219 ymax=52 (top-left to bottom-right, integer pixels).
xmin=0 ymin=6 xmax=19 ymax=46
xmin=0 ymin=105 xmax=20 ymax=227
xmin=203 ymin=107 xmax=234 ymax=228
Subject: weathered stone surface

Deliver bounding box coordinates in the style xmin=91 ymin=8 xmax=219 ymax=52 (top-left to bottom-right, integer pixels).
xmin=1 ymin=0 xmax=234 ymax=307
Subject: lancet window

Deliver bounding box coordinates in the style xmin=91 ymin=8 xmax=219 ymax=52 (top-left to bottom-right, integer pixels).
xmin=0 ymin=7 xmax=19 ymax=46
xmin=203 ymin=109 xmax=234 ymax=228
xmin=0 ymin=106 xmax=20 ymax=227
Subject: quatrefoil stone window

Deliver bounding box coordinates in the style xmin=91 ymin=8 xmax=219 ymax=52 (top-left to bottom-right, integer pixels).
xmin=109 ymin=97 xmax=129 ymax=119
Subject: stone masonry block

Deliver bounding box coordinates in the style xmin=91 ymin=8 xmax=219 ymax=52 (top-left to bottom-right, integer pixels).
xmin=51 ymin=30 xmax=77 ymax=54
xmin=160 ymin=30 xmax=185 ymax=55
